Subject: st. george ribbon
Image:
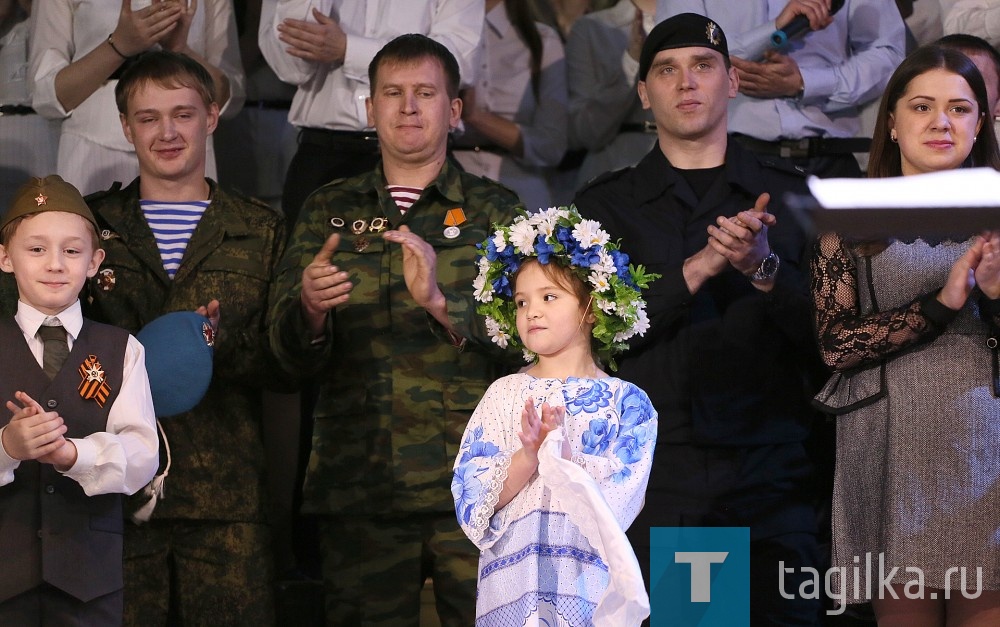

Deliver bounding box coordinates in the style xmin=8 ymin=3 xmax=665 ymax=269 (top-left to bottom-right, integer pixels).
xmin=770 ymin=0 xmax=846 ymax=48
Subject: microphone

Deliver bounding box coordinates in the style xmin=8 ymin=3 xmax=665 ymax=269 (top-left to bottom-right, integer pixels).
xmin=770 ymin=0 xmax=845 ymax=48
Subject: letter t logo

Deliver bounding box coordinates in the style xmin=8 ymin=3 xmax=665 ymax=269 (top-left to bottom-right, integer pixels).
xmin=675 ymin=552 xmax=729 ymax=602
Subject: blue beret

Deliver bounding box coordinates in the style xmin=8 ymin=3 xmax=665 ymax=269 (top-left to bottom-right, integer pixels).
xmin=136 ymin=311 xmax=214 ymax=418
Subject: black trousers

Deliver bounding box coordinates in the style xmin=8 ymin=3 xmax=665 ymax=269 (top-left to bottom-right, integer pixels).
xmin=281 ymin=130 xmax=382 ymax=231
xmin=631 ymin=442 xmax=826 ymax=626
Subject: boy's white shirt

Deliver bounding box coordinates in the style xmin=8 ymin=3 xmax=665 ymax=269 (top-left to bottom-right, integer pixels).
xmin=0 ymin=299 xmax=158 ymax=496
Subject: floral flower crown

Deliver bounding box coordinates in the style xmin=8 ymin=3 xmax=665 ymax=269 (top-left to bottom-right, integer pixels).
xmin=474 ymin=206 xmax=658 ymax=368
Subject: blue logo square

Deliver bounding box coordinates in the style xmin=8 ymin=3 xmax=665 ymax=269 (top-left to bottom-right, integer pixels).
xmin=649 ymin=527 xmax=750 ymax=626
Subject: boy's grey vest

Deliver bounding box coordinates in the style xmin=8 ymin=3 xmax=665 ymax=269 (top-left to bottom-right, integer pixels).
xmin=0 ymin=318 xmax=128 ymax=603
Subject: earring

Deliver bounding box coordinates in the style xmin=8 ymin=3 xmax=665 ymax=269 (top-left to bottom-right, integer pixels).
xmin=889 ymin=130 xmax=898 ymax=143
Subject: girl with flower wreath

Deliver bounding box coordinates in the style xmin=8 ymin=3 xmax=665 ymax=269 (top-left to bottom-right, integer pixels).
xmin=452 ymin=206 xmax=658 ymax=626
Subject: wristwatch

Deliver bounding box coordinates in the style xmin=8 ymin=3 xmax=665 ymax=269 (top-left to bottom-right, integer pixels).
xmin=749 ymin=251 xmax=780 ymax=282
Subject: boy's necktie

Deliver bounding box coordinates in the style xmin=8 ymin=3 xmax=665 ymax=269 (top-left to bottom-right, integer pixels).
xmin=38 ymin=323 xmax=69 ymax=380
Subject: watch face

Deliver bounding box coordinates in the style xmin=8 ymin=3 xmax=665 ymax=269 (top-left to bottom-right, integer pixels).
xmin=753 ymin=252 xmax=779 ymax=280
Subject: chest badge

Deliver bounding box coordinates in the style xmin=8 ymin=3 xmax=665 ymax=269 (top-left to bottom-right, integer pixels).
xmin=96 ymin=268 xmax=116 ymax=292
xmin=78 ymin=354 xmax=112 ymax=408
xmin=443 ymin=207 xmax=466 ymax=239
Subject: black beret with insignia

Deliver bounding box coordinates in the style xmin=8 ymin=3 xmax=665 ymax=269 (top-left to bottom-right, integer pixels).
xmin=639 ymin=12 xmax=729 ymax=80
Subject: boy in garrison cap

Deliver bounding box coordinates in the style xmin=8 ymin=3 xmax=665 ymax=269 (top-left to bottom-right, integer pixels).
xmin=0 ymin=175 xmax=158 ymax=625
xmin=573 ymin=12 xmax=828 ymax=625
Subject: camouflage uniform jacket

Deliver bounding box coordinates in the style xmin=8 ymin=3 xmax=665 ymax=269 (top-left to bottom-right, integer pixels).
xmin=84 ymin=178 xmax=286 ymax=522
xmin=269 ymin=159 xmax=521 ymax=515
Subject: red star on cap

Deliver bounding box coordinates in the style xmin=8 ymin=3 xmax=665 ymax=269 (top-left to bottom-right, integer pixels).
xmin=34 ymin=193 xmax=47 ymax=206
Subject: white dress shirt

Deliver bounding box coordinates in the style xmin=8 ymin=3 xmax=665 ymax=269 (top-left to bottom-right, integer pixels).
xmin=0 ymin=300 xmax=158 ymax=497
xmin=29 ymin=0 xmax=245 ymax=193
xmin=453 ymin=2 xmax=567 ymax=211
xmin=259 ymin=0 xmax=483 ymax=131
xmin=945 ymin=0 xmax=1000 ymax=48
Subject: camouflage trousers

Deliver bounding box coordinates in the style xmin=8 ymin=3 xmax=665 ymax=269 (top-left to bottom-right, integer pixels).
xmin=318 ymin=512 xmax=478 ymax=626
xmin=124 ymin=519 xmax=275 ymax=626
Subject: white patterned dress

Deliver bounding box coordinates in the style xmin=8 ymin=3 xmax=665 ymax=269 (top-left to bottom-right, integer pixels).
xmin=452 ymin=374 xmax=657 ymax=626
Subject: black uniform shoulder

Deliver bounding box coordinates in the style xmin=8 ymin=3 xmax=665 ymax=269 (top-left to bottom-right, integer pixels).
xmin=575 ymin=164 xmax=638 ymax=198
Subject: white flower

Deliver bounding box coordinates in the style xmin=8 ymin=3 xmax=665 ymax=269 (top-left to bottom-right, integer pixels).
xmin=614 ymin=330 xmax=631 ymax=343
xmin=572 ymin=219 xmax=610 ymax=248
xmin=529 ymin=209 xmax=558 ymax=238
xmin=492 ymin=231 xmax=508 ymax=253
xmin=593 ymin=249 xmax=616 ymax=275
xmin=599 ymin=299 xmax=617 ymax=314
xmin=522 ymin=348 xmax=536 ymax=363
xmin=473 ymin=270 xmax=492 ymax=302
xmin=634 ymin=307 xmax=650 ymax=336
xmin=509 ymin=219 xmax=538 ymax=255
xmin=485 ymin=317 xmax=510 ymax=348
xmin=588 ymin=271 xmax=611 ymax=293
xmin=554 ymin=207 xmax=570 ymax=220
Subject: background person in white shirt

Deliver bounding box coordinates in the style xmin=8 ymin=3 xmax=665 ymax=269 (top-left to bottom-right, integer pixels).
xmin=259 ymin=0 xmax=484 ymax=228
xmin=29 ymin=0 xmax=245 ymax=195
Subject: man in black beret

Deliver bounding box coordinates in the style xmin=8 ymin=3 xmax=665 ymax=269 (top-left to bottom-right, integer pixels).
xmin=574 ymin=12 xmax=828 ymax=625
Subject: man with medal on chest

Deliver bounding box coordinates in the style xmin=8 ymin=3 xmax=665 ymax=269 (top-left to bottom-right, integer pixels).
xmin=268 ymin=34 xmax=522 ymax=626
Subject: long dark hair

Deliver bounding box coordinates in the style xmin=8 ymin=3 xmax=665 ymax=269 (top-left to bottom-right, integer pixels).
xmin=868 ymin=44 xmax=1000 ymax=178
xmin=506 ymin=0 xmax=544 ymax=101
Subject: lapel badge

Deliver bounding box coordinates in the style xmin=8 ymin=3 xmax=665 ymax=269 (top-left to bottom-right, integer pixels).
xmin=97 ymin=268 xmax=116 ymax=292
xmin=443 ymin=207 xmax=466 ymax=239
xmin=330 ymin=217 xmax=346 ymax=229
xmin=368 ymin=217 xmax=388 ymax=233
xmin=706 ymin=21 xmax=720 ymax=46
xmin=100 ymin=229 xmax=120 ymax=241
xmin=352 ymin=219 xmax=370 ymax=251
xmin=78 ymin=354 xmax=111 ymax=408
xmin=202 ymin=321 xmax=215 ymax=348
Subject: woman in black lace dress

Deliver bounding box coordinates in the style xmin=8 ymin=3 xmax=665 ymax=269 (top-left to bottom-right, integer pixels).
xmin=811 ymin=45 xmax=1000 ymax=626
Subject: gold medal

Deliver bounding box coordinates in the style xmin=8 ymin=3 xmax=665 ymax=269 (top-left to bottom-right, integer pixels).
xmin=351 ymin=219 xmax=368 ymax=234
xmin=330 ymin=217 xmax=345 ymax=229
xmin=369 ymin=217 xmax=388 ymax=233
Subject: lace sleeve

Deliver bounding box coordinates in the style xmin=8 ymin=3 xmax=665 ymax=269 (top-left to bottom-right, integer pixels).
xmin=811 ymin=233 xmax=943 ymax=371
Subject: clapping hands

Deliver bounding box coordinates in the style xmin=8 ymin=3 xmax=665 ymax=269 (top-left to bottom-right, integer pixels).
xmin=519 ymin=398 xmax=569 ymax=462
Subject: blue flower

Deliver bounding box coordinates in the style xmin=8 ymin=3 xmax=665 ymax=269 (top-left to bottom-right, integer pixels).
xmin=459 ymin=425 xmax=501 ymax=464
xmin=609 ymin=249 xmax=635 ymax=286
xmin=581 ymin=418 xmax=617 ymax=455
xmin=461 ymin=439 xmax=500 ymax=465
xmin=535 ymin=234 xmax=556 ymax=265
xmin=452 ymin=463 xmax=487 ymax=525
xmin=555 ymin=225 xmax=576 ymax=252
xmin=483 ymin=237 xmax=499 ymax=262
xmin=618 ymin=387 xmax=653 ymax=431
xmin=570 ymin=245 xmax=601 ymax=268
xmin=566 ymin=379 xmax=612 ymax=413
xmin=492 ymin=274 xmax=512 ymax=298
xmin=611 ymin=466 xmax=632 ymax=484
xmin=614 ymin=433 xmax=645 ymax=465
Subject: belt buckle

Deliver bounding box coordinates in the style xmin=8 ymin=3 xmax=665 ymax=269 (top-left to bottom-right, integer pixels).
xmin=780 ymin=139 xmax=811 ymax=159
